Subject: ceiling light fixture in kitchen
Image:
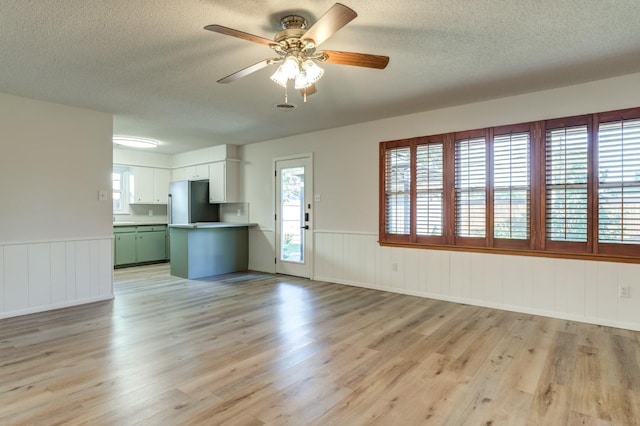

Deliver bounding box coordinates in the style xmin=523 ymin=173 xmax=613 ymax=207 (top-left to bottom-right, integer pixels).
xmin=113 ymin=136 xmax=160 ymax=149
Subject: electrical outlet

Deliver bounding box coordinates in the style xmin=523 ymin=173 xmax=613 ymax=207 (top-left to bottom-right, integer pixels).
xmin=619 ymin=285 xmax=631 ymax=298
xmin=392 ymin=263 xmax=398 ymax=272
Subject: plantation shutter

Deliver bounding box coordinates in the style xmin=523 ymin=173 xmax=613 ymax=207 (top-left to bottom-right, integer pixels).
xmin=598 ymin=118 xmax=640 ymax=244
xmin=384 ymin=146 xmax=411 ymax=235
xmin=493 ymin=131 xmax=530 ymax=240
xmin=455 ymin=137 xmax=486 ymax=238
xmin=415 ymin=143 xmax=444 ymax=236
xmin=545 ymin=126 xmax=589 ymax=242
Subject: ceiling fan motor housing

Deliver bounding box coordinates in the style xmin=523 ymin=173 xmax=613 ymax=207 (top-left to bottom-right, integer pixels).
xmin=274 ymin=28 xmax=309 ymax=52
xmin=274 ymin=15 xmax=315 ymax=53
xmin=280 ymin=15 xmax=307 ymax=30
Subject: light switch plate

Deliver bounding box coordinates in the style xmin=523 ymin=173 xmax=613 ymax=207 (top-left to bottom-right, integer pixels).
xmin=98 ymin=190 xmax=107 ymax=201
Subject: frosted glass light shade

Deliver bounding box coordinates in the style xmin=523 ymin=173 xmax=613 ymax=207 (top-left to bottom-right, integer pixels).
xmin=270 ymin=67 xmax=289 ymax=87
xmin=302 ymin=60 xmax=324 ymax=83
xmin=270 ymin=56 xmax=301 ymax=87
xmin=294 ymin=60 xmax=324 ymax=89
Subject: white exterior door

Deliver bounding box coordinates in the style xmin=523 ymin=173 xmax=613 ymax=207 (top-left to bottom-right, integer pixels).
xmin=275 ymin=155 xmax=313 ymax=278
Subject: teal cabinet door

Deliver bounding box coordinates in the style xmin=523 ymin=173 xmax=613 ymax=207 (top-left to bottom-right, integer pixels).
xmin=114 ymin=233 xmax=137 ymax=265
xmin=136 ymin=231 xmax=167 ymax=263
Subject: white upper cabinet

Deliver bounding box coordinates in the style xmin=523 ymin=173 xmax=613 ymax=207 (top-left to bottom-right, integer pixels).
xmin=173 ymin=164 xmax=210 ymax=181
xmin=130 ymin=167 xmax=154 ymax=203
xmin=153 ymin=168 xmax=170 ymax=203
xmin=209 ymin=160 xmax=238 ymax=203
xmin=171 ymin=167 xmax=185 ymax=182
xmin=130 ymin=166 xmax=170 ymax=204
xmin=184 ymin=164 xmax=210 ymax=181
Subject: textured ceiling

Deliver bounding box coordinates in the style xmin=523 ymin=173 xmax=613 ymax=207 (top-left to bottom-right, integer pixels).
xmin=1 ymin=1 xmax=639 ymax=154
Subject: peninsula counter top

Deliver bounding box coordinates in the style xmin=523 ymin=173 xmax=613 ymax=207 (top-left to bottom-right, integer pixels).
xmin=114 ymin=222 xmax=167 ymax=227
xmin=168 ymin=222 xmax=257 ymax=229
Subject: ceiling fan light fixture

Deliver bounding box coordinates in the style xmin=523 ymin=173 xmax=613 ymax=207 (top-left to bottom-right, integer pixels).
xmin=270 ymin=67 xmax=289 ymax=87
xmin=281 ymin=56 xmax=300 ymax=79
xmin=294 ymin=62 xmax=323 ymax=90
xmin=302 ymin=59 xmax=324 ymax=83
xmin=206 ymin=3 xmax=389 ymax=100
xmin=294 ymin=71 xmax=314 ymax=90
xmin=270 ymin=56 xmax=301 ymax=87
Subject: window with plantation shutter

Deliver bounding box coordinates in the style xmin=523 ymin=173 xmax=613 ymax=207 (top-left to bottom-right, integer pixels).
xmin=416 ymin=143 xmax=444 ymax=236
xmin=383 ymin=145 xmax=411 ymax=235
xmin=545 ymin=125 xmax=589 ymax=242
xmin=493 ymin=131 xmax=530 ymax=241
xmin=598 ymin=118 xmax=640 ymax=245
xmin=379 ymin=106 xmax=640 ymax=263
xmin=455 ymin=136 xmax=486 ymax=238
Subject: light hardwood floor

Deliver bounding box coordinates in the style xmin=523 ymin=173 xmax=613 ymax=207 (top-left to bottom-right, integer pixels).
xmin=1 ymin=263 xmax=639 ymax=425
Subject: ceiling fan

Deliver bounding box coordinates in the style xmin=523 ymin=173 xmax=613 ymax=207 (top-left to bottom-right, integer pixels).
xmin=204 ymin=3 xmax=389 ymax=101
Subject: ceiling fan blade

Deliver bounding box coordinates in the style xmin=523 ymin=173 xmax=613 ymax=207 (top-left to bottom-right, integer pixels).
xmin=217 ymin=58 xmax=277 ymax=84
xmin=301 ymin=3 xmax=357 ymax=47
xmin=204 ymin=24 xmax=274 ymax=47
xmin=320 ymin=50 xmax=389 ymax=69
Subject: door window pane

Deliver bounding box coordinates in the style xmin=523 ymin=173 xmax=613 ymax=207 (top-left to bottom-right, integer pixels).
xmin=280 ymin=166 xmax=305 ymax=262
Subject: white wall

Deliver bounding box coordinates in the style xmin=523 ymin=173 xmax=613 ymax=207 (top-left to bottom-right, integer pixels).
xmin=241 ymin=72 xmax=640 ymax=331
xmin=0 ymin=92 xmax=113 ymax=319
xmin=113 ymin=147 xmax=173 ymax=168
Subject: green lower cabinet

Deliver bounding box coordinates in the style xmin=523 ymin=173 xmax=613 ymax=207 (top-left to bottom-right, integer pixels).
xmin=114 ymin=225 xmax=167 ymax=267
xmin=136 ymin=231 xmax=167 ymax=263
xmin=114 ymin=233 xmax=137 ymax=265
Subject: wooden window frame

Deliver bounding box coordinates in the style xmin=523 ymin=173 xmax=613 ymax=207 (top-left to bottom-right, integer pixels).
xmin=541 ymin=114 xmax=592 ymax=254
xmin=379 ymin=106 xmax=640 ymax=264
xmin=453 ymin=129 xmax=489 ymax=248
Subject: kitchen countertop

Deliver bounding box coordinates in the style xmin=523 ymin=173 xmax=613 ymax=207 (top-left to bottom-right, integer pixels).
xmin=113 ymin=222 xmax=167 ymax=227
xmin=168 ymin=222 xmax=257 ymax=229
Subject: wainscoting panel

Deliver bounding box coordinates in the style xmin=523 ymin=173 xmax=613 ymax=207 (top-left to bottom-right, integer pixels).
xmin=248 ymin=228 xmax=276 ymax=274
xmin=4 ymin=245 xmax=29 ymax=312
xmin=312 ymin=231 xmax=640 ymax=331
xmin=0 ymin=238 xmax=113 ymax=319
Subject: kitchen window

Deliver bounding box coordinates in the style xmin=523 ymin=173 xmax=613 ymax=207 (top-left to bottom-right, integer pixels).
xmin=113 ymin=165 xmax=131 ymax=214
xmin=379 ymin=106 xmax=640 ymax=262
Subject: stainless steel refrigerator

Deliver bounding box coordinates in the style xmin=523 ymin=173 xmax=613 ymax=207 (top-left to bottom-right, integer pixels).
xmin=168 ymin=180 xmax=219 ymax=224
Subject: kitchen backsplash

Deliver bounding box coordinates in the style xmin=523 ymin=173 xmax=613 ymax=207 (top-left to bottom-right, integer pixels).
xmin=218 ymin=202 xmax=249 ymax=223
xmin=114 ymin=203 xmax=249 ymax=224
xmin=114 ymin=204 xmax=168 ymax=224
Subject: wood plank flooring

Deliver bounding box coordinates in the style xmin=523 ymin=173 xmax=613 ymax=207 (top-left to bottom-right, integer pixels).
xmin=1 ymin=263 xmax=639 ymax=425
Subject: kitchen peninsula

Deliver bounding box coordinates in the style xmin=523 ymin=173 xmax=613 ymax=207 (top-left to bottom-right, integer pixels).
xmin=169 ymin=222 xmax=255 ymax=279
